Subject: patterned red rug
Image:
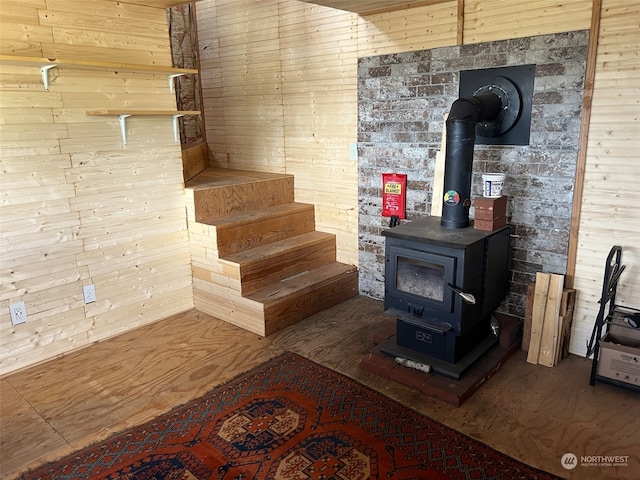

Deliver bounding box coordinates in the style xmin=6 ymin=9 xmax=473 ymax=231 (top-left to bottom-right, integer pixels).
xmin=19 ymin=352 xmax=560 ymax=480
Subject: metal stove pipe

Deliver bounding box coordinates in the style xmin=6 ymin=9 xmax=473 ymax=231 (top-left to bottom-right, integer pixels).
xmin=441 ymin=94 xmax=502 ymax=229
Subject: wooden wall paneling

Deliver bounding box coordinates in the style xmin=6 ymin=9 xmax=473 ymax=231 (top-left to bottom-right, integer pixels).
xmin=456 ymin=0 xmax=464 ymax=44
xmin=0 ymin=107 xmax=53 ymax=126
xmin=1 ymin=0 xmax=193 ymax=374
xmin=65 ymin=117 xmax=181 ymax=142
xmin=564 ymin=0 xmax=602 ymax=291
xmin=205 ymin=0 xmax=286 ymax=172
xmin=571 ymin=0 xmax=640 ymax=356
xmin=49 ymin=29 xmax=170 ymax=57
xmin=75 ymin=231 xmax=189 ymax=276
xmin=0 ymin=20 xmax=52 ymax=56
xmin=182 ymin=142 xmax=209 ymax=181
xmin=85 ymin=258 xmax=191 ymax=313
xmin=1 ymin=310 xmax=93 ymax=372
xmin=0 ymin=239 xmax=84 ymax=282
xmin=463 ymin=0 xmax=592 ymax=44
xmin=192 ymin=286 xmax=266 ymax=336
xmin=198 ymin=74 xmax=225 ymax=165
xmin=105 ymin=0 xmax=198 ymax=8
xmin=279 ymin=1 xmax=359 ymax=265
xmin=46 ymin=0 xmax=169 ymax=23
xmin=37 ymin=8 xmax=170 ymax=37
xmin=297 ymin=0 xmax=450 ymax=15
xmin=194 ymin=0 xmax=221 ymax=163
xmin=72 ymin=190 xmax=186 ymax=226
xmin=62 ymin=90 xmax=177 ymax=110
xmin=0 ymin=0 xmax=45 ymax=28
xmin=0 ymin=84 xmax=63 ymax=108
xmin=44 ymin=69 xmax=178 ymax=95
xmin=0 ymin=68 xmax=44 ymax=91
xmin=0 ymin=122 xmax=68 ymax=146
xmin=41 ymin=0 xmax=172 ymax=65
xmin=356 ymin=1 xmax=458 ymax=57
xmin=40 ymin=44 xmax=172 ymax=66
xmin=86 ymin=285 xmax=194 ymax=340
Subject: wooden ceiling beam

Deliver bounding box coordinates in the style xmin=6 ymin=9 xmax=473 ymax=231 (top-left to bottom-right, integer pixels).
xmin=297 ymin=0 xmax=451 ymax=16
xmin=97 ymin=0 xmax=203 ymax=9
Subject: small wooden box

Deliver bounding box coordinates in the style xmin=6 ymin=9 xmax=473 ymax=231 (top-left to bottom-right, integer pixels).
xmin=474 ymin=195 xmax=508 ymax=220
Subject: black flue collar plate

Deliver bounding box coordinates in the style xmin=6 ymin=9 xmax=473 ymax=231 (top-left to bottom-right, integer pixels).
xmin=459 ymin=64 xmax=535 ymax=146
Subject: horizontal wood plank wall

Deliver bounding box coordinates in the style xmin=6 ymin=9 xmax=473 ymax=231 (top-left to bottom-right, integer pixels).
xmin=278 ymin=2 xmax=359 ymax=263
xmin=357 ymin=1 xmax=458 ymax=56
xmin=203 ymin=0 xmax=286 ymax=173
xmin=571 ymin=0 xmax=640 ymax=356
xmin=463 ymin=0 xmax=592 ymax=44
xmin=0 ymin=0 xmax=192 ymax=374
xmin=194 ymin=0 xmax=223 ymax=166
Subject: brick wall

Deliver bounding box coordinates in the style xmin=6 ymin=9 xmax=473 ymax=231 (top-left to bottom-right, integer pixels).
xmin=357 ymin=31 xmax=588 ymax=318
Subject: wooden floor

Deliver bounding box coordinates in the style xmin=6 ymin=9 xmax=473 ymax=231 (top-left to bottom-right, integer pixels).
xmin=1 ymin=296 xmax=638 ymax=479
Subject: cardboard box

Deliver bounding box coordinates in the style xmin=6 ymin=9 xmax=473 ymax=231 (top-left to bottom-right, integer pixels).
xmin=597 ymin=326 xmax=640 ymax=386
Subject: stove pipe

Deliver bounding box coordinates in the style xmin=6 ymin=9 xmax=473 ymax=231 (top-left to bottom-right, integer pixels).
xmin=441 ymin=94 xmax=502 ymax=229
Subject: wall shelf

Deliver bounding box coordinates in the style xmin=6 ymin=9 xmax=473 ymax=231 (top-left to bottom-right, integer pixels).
xmin=86 ymin=109 xmax=201 ymax=145
xmin=0 ymin=54 xmax=198 ymax=92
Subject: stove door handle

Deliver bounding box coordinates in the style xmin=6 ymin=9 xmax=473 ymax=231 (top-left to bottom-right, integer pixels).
xmin=447 ymin=283 xmax=477 ymax=305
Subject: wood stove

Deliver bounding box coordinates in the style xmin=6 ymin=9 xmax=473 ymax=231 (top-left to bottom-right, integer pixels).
xmin=381 ymin=216 xmax=510 ymax=378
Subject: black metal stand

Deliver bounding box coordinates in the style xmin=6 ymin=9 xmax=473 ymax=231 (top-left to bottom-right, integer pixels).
xmin=587 ymin=246 xmax=640 ymax=392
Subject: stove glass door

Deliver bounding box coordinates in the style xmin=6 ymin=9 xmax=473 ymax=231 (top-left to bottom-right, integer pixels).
xmin=389 ymin=248 xmax=456 ymax=313
xmin=396 ymin=256 xmax=445 ymax=301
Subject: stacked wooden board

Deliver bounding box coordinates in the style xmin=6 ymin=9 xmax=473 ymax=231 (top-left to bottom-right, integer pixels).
xmin=524 ymin=273 xmax=576 ymax=366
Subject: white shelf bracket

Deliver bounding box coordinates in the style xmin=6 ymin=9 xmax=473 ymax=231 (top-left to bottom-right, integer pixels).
xmin=168 ymin=73 xmax=185 ymax=94
xmin=172 ymin=114 xmax=184 ymax=143
xmin=40 ymin=64 xmax=58 ymax=91
xmin=119 ymin=114 xmax=132 ymax=145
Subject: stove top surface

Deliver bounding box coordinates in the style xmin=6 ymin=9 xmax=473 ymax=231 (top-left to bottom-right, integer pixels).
xmin=383 ymin=216 xmax=508 ymax=248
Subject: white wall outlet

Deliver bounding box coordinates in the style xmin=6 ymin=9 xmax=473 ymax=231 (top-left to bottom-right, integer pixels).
xmin=349 ymin=142 xmax=358 ymax=161
xmin=83 ymin=284 xmax=96 ymax=304
xmin=9 ymin=302 xmax=27 ymax=325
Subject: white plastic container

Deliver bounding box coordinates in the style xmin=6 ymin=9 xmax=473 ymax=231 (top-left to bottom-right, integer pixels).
xmin=482 ymin=173 xmax=506 ymax=198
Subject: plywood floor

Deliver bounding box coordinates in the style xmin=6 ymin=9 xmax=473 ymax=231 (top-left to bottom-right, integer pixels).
xmin=1 ymin=296 xmax=638 ymax=479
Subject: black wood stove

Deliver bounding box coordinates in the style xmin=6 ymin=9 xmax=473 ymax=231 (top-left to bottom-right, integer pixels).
xmin=381 ymin=216 xmax=510 ymax=378
xmin=375 ymin=65 xmax=532 ymax=378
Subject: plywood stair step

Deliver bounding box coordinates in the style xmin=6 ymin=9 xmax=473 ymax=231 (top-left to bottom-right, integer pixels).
xmin=186 ymin=168 xmax=294 ymax=222
xmin=204 ymin=202 xmax=316 ymax=256
xmin=220 ymin=231 xmax=337 ymax=295
xmin=246 ymin=262 xmax=359 ymax=336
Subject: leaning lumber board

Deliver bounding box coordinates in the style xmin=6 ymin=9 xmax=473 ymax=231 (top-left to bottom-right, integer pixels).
xmin=527 ymin=273 xmax=550 ymax=365
xmin=554 ymin=288 xmax=573 ymax=365
xmin=430 ymin=114 xmax=447 ymax=217
xmin=538 ymin=274 xmax=564 ymax=367
xmin=560 ymin=289 xmax=576 ymax=361
xmin=522 ymin=282 xmax=536 ymax=352
xmin=555 ymin=316 xmax=564 ymax=366
xmin=431 ymin=151 xmax=445 ymax=217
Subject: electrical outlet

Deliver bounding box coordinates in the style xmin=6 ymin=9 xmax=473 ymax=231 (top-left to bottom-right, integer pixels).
xmin=9 ymin=302 xmax=27 ymax=325
xmin=83 ymin=284 xmax=96 ymax=304
xmin=349 ymin=142 xmax=358 ymax=161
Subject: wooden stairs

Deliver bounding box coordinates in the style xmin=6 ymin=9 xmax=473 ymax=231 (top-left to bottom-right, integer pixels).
xmin=185 ymin=167 xmax=358 ymax=336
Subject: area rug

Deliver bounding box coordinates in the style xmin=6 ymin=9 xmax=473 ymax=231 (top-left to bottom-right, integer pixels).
xmin=19 ymin=352 xmax=561 ymax=480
